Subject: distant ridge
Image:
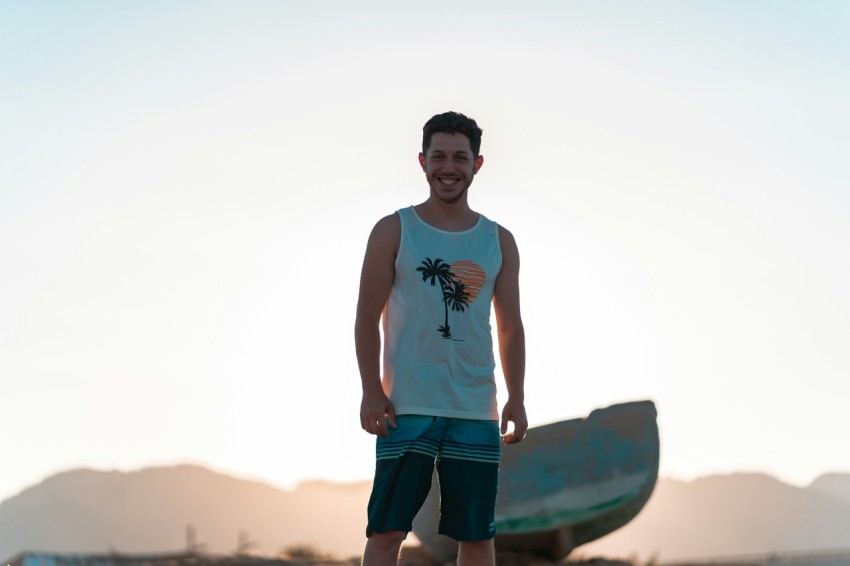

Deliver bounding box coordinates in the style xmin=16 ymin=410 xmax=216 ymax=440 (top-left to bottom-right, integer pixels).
xmin=580 ymin=473 xmax=850 ymax=561
xmin=2 ymin=465 xmax=849 ymax=563
xmin=0 ymin=465 xmax=371 ymax=561
xmin=809 ymin=473 xmax=850 ymax=503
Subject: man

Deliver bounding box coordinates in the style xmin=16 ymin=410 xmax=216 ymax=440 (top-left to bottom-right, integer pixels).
xmin=355 ymin=111 xmax=527 ymax=566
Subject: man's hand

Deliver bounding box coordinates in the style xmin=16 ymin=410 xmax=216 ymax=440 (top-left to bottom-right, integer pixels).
xmin=360 ymin=390 xmax=397 ymax=437
xmin=500 ymin=397 xmax=528 ymax=444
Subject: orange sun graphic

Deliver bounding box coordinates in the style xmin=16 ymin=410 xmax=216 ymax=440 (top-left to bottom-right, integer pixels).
xmin=449 ymin=260 xmax=486 ymax=303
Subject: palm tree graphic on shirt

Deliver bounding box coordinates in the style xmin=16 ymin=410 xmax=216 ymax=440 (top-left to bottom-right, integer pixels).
xmin=416 ymin=257 xmax=485 ymax=340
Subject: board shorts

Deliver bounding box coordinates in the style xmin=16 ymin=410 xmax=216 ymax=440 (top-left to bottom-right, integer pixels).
xmin=366 ymin=415 xmax=501 ymax=542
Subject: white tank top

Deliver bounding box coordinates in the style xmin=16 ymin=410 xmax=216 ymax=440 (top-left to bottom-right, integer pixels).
xmin=382 ymin=206 xmax=503 ymax=420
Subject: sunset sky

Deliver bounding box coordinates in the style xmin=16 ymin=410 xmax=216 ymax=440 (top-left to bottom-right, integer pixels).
xmin=2 ymin=1 xmax=849 ymax=503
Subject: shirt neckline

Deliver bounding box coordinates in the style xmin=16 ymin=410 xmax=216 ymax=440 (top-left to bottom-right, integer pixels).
xmin=409 ymin=206 xmax=482 ymax=235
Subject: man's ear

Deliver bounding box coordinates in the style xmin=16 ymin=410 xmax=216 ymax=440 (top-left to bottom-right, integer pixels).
xmin=473 ymin=154 xmax=484 ymax=174
xmin=418 ymin=152 xmax=426 ymax=171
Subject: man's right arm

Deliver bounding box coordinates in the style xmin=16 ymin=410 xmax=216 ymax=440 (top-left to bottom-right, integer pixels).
xmin=355 ymin=213 xmax=400 ymax=437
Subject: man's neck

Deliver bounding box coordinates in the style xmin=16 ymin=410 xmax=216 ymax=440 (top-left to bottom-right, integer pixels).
xmin=415 ymin=197 xmax=479 ymax=232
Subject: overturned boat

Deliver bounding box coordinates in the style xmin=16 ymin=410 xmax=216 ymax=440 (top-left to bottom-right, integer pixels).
xmin=412 ymin=400 xmax=660 ymax=562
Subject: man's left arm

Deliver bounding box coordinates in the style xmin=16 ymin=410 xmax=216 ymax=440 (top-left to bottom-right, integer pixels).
xmin=493 ymin=225 xmax=528 ymax=444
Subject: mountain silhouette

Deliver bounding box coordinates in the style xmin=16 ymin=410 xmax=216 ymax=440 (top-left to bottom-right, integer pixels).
xmin=580 ymin=473 xmax=850 ymax=561
xmin=2 ymin=465 xmax=849 ymax=563
xmin=0 ymin=465 xmax=371 ymax=561
xmin=809 ymin=473 xmax=850 ymax=503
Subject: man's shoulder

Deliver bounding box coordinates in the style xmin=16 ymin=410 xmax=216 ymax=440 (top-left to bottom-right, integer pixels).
xmin=372 ymin=211 xmax=401 ymax=235
xmin=494 ymin=223 xmax=519 ymax=259
xmin=494 ymin=222 xmax=515 ymax=241
xmin=376 ymin=210 xmax=401 ymax=225
xmin=365 ymin=212 xmax=401 ymax=255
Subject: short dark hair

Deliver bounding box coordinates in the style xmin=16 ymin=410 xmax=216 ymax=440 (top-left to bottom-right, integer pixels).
xmin=422 ymin=111 xmax=483 ymax=157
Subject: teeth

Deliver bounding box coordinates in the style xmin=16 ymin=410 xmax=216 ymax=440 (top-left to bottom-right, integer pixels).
xmin=440 ymin=178 xmax=458 ymax=185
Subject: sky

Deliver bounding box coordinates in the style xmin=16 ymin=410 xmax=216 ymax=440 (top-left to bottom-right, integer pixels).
xmin=2 ymin=1 xmax=849 ymax=503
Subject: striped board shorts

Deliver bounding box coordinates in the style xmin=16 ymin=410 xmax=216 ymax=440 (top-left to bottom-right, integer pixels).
xmin=366 ymin=415 xmax=500 ymax=541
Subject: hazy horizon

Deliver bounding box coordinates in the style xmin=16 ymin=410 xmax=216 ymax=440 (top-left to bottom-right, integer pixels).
xmin=5 ymin=418 xmax=848 ymax=503
xmin=3 ymin=464 xmax=850 ymax=561
xmin=2 ymin=1 xmax=849 ymax=503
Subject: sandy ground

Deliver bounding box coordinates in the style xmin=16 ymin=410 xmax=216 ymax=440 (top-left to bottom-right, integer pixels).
xmin=397 ymin=544 xmax=634 ymax=566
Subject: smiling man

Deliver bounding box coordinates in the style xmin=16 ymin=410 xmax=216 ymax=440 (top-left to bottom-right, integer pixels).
xmin=355 ymin=111 xmax=527 ymax=566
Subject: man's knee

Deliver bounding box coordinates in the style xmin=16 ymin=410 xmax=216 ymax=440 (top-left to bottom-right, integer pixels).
xmin=458 ymin=538 xmax=494 ymax=554
xmin=457 ymin=538 xmax=495 ymax=566
xmin=458 ymin=538 xmax=494 ymax=551
xmin=368 ymin=529 xmax=407 ymax=547
xmin=363 ymin=530 xmax=408 ymax=566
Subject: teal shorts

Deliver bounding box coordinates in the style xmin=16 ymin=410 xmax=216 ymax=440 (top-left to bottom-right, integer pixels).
xmin=366 ymin=415 xmax=500 ymax=541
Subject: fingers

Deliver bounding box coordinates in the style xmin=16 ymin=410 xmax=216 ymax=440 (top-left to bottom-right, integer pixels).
xmin=502 ymin=426 xmax=527 ymax=444
xmin=360 ymin=411 xmax=380 ymax=436
xmin=500 ymin=408 xmax=529 ymax=444
xmin=387 ymin=404 xmax=397 ymax=429
xmin=376 ymin=414 xmax=389 ymax=437
xmin=361 ymin=414 xmax=387 ymax=436
xmin=360 ymin=401 xmax=396 ymax=437
xmin=514 ymin=417 xmax=528 ymax=441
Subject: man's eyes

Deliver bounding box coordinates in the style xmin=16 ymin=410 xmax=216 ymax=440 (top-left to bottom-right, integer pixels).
xmin=431 ymin=154 xmax=468 ymax=161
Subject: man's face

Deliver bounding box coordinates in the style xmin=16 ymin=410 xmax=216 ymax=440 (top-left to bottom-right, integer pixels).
xmin=419 ymin=132 xmax=484 ymax=204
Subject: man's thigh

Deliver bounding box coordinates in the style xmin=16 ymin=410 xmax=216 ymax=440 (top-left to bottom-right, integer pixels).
xmin=436 ymin=418 xmax=501 ymax=541
xmin=366 ymin=415 xmax=446 ymax=536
